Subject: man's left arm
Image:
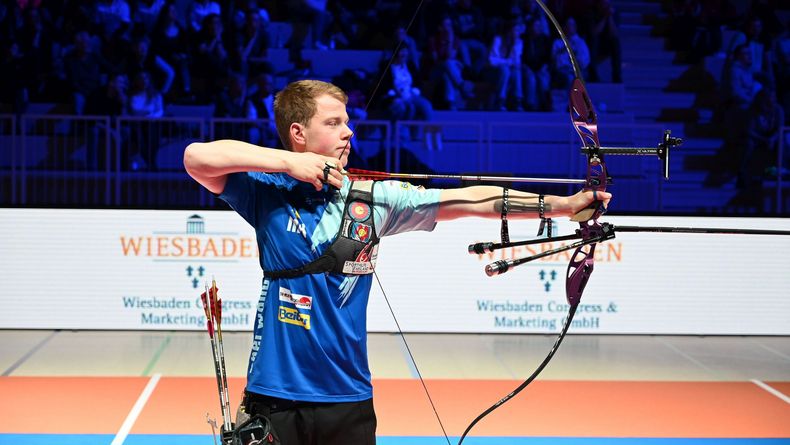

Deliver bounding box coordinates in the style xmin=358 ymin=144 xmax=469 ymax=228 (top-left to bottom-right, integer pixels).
xmin=436 ymin=186 xmax=611 ymax=221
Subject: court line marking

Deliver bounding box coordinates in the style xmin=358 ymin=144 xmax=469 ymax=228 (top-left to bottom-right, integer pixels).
xmin=654 ymin=337 xmax=715 ymax=374
xmin=751 ymin=339 xmax=790 ymax=362
xmin=142 ymin=334 xmax=172 ymax=376
xmin=111 ymin=373 xmax=161 ymax=445
xmin=2 ymin=330 xmax=58 ymax=376
xmin=750 ymin=379 xmax=790 ymax=404
xmin=395 ymin=333 xmax=421 ymax=379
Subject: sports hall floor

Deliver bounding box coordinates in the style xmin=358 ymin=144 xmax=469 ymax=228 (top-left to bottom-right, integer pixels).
xmin=1 ymin=331 xmax=789 ymax=444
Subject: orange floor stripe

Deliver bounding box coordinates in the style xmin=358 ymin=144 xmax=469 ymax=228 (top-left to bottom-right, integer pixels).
xmin=374 ymin=380 xmax=790 ymax=437
xmin=0 ymin=377 xmax=149 ymax=434
xmin=2 ymin=377 xmax=789 ymax=437
xmin=132 ymin=377 xmax=246 ymax=435
xmin=767 ymin=381 xmax=790 ymax=399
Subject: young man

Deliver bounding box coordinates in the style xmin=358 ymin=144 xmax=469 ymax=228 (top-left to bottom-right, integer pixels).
xmin=184 ymin=79 xmax=610 ymax=444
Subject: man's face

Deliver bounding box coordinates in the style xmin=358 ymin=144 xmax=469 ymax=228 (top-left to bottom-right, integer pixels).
xmin=298 ymin=94 xmax=353 ymax=166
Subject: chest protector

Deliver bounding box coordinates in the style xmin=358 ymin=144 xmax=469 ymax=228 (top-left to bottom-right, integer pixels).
xmin=263 ymin=181 xmax=380 ymax=279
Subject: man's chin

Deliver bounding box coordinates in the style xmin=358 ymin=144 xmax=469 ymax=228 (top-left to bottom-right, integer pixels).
xmin=337 ymin=152 xmax=350 ymax=168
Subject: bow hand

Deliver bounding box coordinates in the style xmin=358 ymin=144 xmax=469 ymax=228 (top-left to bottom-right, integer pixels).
xmin=567 ymin=189 xmax=612 ymax=221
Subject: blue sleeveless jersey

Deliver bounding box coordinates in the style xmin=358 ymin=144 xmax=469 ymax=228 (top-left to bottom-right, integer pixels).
xmin=220 ymin=172 xmax=440 ymax=402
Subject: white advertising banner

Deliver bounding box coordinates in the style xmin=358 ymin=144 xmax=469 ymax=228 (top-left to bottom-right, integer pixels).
xmin=0 ymin=208 xmax=788 ymax=334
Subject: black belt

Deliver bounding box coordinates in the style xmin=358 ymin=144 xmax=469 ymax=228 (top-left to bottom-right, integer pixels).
xmin=263 ymin=255 xmax=336 ymax=279
xmin=243 ymin=391 xmax=320 ymax=415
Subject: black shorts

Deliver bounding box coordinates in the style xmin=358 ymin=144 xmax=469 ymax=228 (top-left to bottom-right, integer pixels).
xmin=244 ymin=391 xmax=377 ymax=445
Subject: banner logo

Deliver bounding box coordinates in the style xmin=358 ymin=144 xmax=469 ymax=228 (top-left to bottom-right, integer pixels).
xmin=119 ymin=214 xmax=257 ymax=260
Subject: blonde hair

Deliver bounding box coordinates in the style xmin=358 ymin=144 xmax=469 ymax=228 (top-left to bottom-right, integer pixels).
xmin=273 ymin=80 xmax=348 ymax=150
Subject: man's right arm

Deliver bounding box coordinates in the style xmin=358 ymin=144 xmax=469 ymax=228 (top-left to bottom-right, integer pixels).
xmin=183 ymin=140 xmax=344 ymax=194
xmin=183 ymin=140 xmax=292 ymax=194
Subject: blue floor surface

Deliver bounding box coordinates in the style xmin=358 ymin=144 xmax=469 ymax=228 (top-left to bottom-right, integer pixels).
xmin=1 ymin=435 xmax=789 ymax=445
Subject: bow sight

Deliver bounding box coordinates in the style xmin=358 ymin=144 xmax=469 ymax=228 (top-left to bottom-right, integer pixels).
xmin=588 ymin=130 xmax=683 ymax=180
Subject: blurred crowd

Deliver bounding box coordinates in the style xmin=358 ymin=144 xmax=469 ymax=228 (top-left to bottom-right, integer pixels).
xmin=668 ymin=0 xmax=789 ymax=188
xmin=0 ymin=0 xmax=624 ymax=120
xmin=2 ymin=0 xmax=787 ymax=208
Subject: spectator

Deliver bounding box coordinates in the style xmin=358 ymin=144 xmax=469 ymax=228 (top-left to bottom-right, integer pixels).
xmin=380 ymin=46 xmax=438 ymax=149
xmin=128 ymin=71 xmax=163 ymax=117
xmin=667 ymin=0 xmax=728 ymax=62
xmin=550 ymin=17 xmax=589 ymax=89
xmin=86 ymin=72 xmax=128 ymax=117
xmin=246 ymin=72 xmax=279 ymax=147
xmin=287 ymin=0 xmax=332 ymax=50
xmin=214 ymin=72 xmax=252 ymax=118
xmin=394 ymin=23 xmax=421 ymax=72
xmin=487 ymin=19 xmax=524 ymax=111
xmin=231 ymin=8 xmax=270 ymax=75
xmin=63 ymin=30 xmax=110 ymax=114
xmin=522 ymin=0 xmax=550 ymax=37
xmin=193 ymin=13 xmax=229 ymax=101
xmin=126 ymin=71 xmax=163 ymax=171
xmin=247 ymin=72 xmax=275 ymax=120
xmin=772 ymin=20 xmax=790 ymax=124
xmin=586 ymin=0 xmax=621 ymax=83
xmin=727 ymin=16 xmax=773 ymax=88
xmin=331 ymin=68 xmax=369 ymax=121
xmin=47 ymin=2 xmax=92 ymax=59
xmin=452 ymin=0 xmax=487 ymax=77
xmin=18 ymin=8 xmax=53 ymax=100
xmin=427 ymin=16 xmax=473 ymax=110
xmin=0 ymin=40 xmax=28 ymax=112
xmin=689 ymin=0 xmax=735 ymax=61
xmin=188 ymin=0 xmax=221 ymax=34
xmin=722 ymin=43 xmax=763 ymax=166
xmin=152 ymin=3 xmax=192 ymax=101
xmin=724 ymin=43 xmax=762 ymax=111
xmin=84 ymin=73 xmax=128 ymax=170
xmin=522 ymin=17 xmax=552 ymax=110
xmin=93 ymin=0 xmax=131 ymax=39
xmin=124 ymin=37 xmax=175 ymax=96
xmin=749 ymin=0 xmax=783 ymax=43
xmin=738 ymin=89 xmax=785 ymax=189
xmin=330 ymin=0 xmax=379 ymax=49
xmin=133 ymin=0 xmax=165 ymax=35
xmin=229 ymin=0 xmax=270 ymax=33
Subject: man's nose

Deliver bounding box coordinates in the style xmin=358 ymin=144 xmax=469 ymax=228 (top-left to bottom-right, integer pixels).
xmin=342 ymin=124 xmax=354 ymax=140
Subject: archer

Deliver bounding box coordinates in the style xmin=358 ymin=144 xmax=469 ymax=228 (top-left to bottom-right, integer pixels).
xmin=183 ymin=78 xmax=610 ymax=444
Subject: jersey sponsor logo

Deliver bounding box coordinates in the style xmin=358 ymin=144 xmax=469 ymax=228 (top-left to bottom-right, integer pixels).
xmin=350 ymin=222 xmax=371 ymax=242
xmin=278 ymin=306 xmax=311 ymax=330
xmin=286 ymin=216 xmax=305 ymax=234
xmin=342 ymin=260 xmax=374 ymax=274
xmin=354 ymin=243 xmax=378 ymax=263
xmin=349 ymin=201 xmax=371 ymax=222
xmin=278 ymin=287 xmax=313 ymax=310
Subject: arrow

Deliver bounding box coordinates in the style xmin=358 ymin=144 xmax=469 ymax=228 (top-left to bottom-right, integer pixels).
xmin=344 ymin=168 xmax=587 ymax=185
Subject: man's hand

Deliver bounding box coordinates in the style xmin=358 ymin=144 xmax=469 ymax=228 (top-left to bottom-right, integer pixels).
xmin=564 ymin=189 xmax=612 ymax=219
xmin=285 ymin=152 xmax=345 ymax=190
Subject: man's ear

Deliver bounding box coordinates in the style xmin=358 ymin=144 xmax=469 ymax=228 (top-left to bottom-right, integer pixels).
xmin=290 ymin=122 xmax=306 ymax=151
